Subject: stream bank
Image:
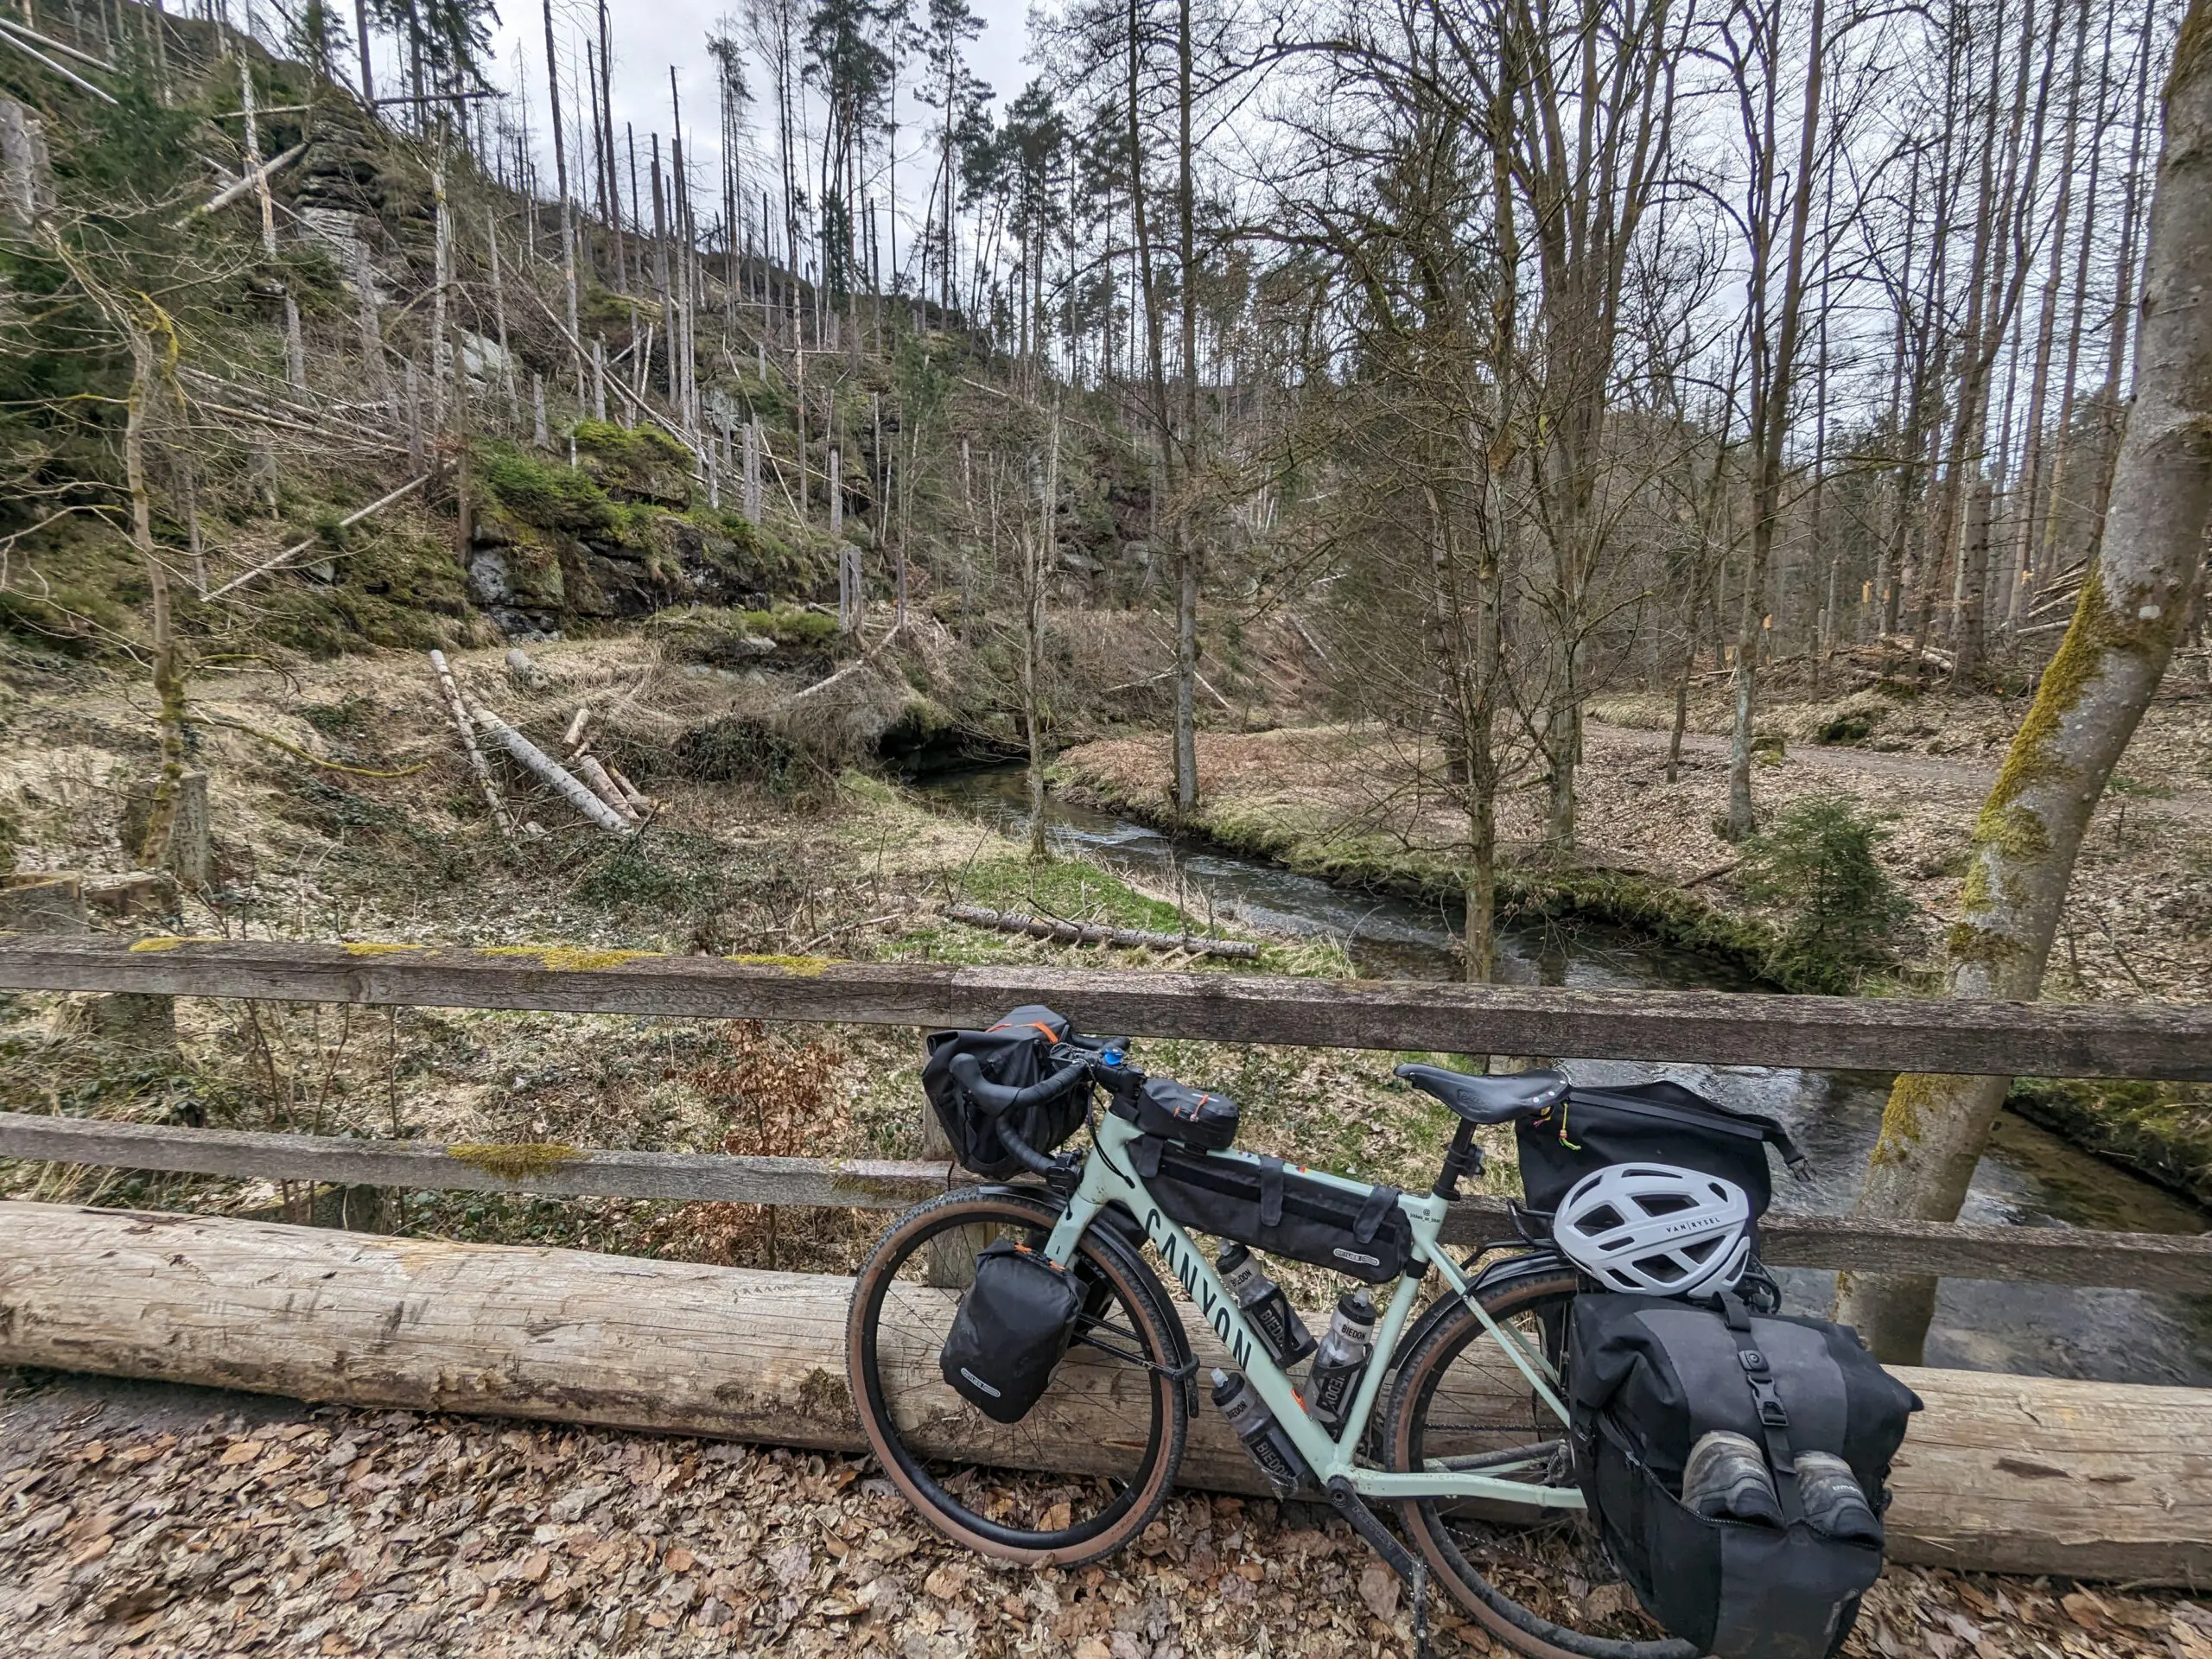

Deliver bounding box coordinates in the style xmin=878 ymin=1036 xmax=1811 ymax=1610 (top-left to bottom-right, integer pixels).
xmin=918 ymin=763 xmax=2212 ymax=1390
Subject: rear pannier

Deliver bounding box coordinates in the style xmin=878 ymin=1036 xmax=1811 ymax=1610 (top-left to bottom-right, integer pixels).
xmin=1127 ymin=1136 xmax=1413 ymax=1284
xmin=921 ymin=1005 xmax=1090 ymax=1179
xmin=1568 ymin=1294 xmax=1922 ymax=1659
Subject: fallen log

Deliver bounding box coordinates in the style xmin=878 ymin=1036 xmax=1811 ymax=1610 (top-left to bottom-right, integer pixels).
xmin=427 ymin=651 xmax=513 ymax=839
xmin=945 ymin=903 xmax=1261 ymax=960
xmin=468 ymin=703 xmax=633 ymax=836
xmin=0 ymin=1203 xmax=2202 ymax=1583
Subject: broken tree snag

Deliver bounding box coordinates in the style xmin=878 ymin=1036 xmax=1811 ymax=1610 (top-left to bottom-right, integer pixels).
xmin=0 ymin=1203 xmax=2203 ymax=1582
xmin=426 ymin=651 xmax=513 ymax=839
xmin=467 ymin=703 xmax=634 ymax=836
xmin=944 ymin=905 xmax=1261 ymax=960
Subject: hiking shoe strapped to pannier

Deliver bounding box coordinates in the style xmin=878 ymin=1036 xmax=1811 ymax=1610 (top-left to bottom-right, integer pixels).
xmin=1567 ymin=1293 xmax=1922 ymax=1659
xmin=922 ymin=1006 xmax=1090 ymax=1179
xmin=938 ymin=1240 xmax=1086 ymax=1423
xmin=1517 ymin=1080 xmax=1809 ymax=1248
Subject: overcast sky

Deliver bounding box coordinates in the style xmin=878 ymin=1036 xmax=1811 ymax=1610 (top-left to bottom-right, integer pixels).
xmin=468 ymin=0 xmax=1041 ymax=274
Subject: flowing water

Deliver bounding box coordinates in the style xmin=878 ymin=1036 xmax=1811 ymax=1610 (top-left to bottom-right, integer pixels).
xmin=922 ymin=765 xmax=2212 ymax=1388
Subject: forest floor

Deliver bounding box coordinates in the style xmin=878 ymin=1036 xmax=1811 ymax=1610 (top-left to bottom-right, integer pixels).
xmin=6 ymin=1370 xmax=2207 ymax=1659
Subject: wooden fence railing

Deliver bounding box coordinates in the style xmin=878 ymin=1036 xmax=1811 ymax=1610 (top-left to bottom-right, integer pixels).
xmin=4 ymin=1109 xmax=2205 ymax=1291
xmin=3 ymin=932 xmax=2209 ymax=1293
xmin=3 ymin=933 xmax=2211 ymax=1077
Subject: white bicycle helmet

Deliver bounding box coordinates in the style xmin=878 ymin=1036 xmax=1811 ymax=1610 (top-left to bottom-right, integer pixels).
xmin=1552 ymin=1163 xmax=1753 ymax=1297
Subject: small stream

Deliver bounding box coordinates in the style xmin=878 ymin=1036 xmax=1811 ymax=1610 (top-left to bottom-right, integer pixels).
xmin=921 ymin=765 xmax=2212 ymax=1388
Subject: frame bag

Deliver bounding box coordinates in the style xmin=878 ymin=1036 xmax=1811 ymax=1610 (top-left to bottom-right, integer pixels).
xmin=1567 ymin=1293 xmax=1923 ymax=1659
xmin=1128 ymin=1136 xmax=1412 ymax=1284
xmin=938 ymin=1241 xmax=1086 ymax=1423
xmin=922 ymin=1005 xmax=1088 ymax=1179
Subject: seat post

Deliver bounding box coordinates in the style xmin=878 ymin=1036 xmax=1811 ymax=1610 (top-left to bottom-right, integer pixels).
xmin=1432 ymin=1120 xmax=1482 ymax=1200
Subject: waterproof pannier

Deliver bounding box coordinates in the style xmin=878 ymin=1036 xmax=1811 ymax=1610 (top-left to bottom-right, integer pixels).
xmin=1128 ymin=1077 xmax=1240 ymax=1150
xmin=1568 ymin=1293 xmax=1922 ymax=1659
xmin=922 ymin=1005 xmax=1089 ymax=1179
xmin=1128 ymin=1137 xmax=1412 ymax=1284
xmin=1518 ymin=1081 xmax=1807 ymax=1240
xmin=938 ymin=1240 xmax=1086 ymax=1423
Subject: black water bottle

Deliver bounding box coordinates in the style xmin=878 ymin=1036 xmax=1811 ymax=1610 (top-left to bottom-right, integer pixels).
xmin=1211 ymin=1369 xmax=1307 ymax=1495
xmin=1218 ymin=1243 xmax=1318 ymax=1366
xmin=1306 ymin=1289 xmax=1377 ymax=1436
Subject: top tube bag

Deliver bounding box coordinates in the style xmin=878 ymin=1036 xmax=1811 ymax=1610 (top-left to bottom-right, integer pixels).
xmin=921 ymin=1005 xmax=1089 ymax=1179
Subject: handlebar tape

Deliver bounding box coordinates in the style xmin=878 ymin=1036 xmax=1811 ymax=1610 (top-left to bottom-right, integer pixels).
xmin=948 ymin=1052 xmax=1088 ymax=1116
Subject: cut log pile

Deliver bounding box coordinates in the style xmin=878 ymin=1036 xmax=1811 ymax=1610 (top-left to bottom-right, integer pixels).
xmin=423 ymin=650 xmax=655 ymax=837
xmin=1 ymin=1202 xmax=2204 ymax=1585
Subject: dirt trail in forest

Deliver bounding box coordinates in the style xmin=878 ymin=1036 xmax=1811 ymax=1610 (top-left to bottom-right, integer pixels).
xmin=1590 ymin=720 xmax=2212 ymax=822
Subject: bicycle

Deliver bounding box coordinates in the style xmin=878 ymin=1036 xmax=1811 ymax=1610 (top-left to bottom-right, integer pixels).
xmin=846 ymin=1033 xmax=1713 ymax=1659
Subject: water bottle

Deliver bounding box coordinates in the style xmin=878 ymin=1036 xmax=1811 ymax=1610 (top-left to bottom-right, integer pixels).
xmin=1217 ymin=1243 xmax=1318 ymax=1366
xmin=1211 ymin=1369 xmax=1306 ymax=1495
xmin=1305 ymin=1289 xmax=1376 ymax=1436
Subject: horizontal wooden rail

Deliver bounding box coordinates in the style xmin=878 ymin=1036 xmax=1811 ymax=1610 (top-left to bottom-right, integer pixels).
xmin=7 ymin=1111 xmax=2206 ymax=1293
xmin=3 ymin=934 xmax=2209 ymax=1078
xmin=3 ymin=1203 xmax=2206 ymax=1583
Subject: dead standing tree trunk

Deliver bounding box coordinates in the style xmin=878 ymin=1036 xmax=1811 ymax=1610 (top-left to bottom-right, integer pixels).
xmin=1835 ymin=2 xmax=2212 ymax=1363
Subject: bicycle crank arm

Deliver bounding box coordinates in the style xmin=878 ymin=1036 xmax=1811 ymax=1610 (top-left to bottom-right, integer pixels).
xmin=1325 ymin=1478 xmax=1433 ymax=1653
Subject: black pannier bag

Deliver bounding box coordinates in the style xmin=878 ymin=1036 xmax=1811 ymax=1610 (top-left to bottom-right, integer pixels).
xmin=1518 ymin=1081 xmax=1808 ymax=1238
xmin=1568 ymin=1294 xmax=1923 ymax=1659
xmin=922 ymin=1005 xmax=1090 ymax=1179
xmin=1128 ymin=1077 xmax=1240 ymax=1150
xmin=938 ymin=1240 xmax=1087 ymax=1423
xmin=1128 ymin=1137 xmax=1412 ymax=1284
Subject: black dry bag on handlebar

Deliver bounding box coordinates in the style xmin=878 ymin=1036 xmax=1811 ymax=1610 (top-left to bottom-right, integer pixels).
xmin=939 ymin=1240 xmax=1086 ymax=1423
xmin=922 ymin=1005 xmax=1090 ymax=1179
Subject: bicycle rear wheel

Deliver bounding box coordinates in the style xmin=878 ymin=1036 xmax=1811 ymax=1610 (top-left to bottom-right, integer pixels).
xmin=1385 ymin=1267 xmax=1696 ymax=1659
xmin=846 ymin=1189 xmax=1189 ymax=1567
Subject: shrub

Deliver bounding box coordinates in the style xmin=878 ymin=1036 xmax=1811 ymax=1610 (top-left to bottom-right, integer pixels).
xmin=1735 ymin=797 xmax=1915 ymax=993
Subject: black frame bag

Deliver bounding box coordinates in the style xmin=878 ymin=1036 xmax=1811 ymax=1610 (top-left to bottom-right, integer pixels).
xmin=938 ymin=1240 xmax=1086 ymax=1423
xmin=1568 ymin=1294 xmax=1922 ymax=1659
xmin=922 ymin=1005 xmax=1089 ymax=1179
xmin=1517 ymin=1081 xmax=1806 ymax=1237
xmin=1128 ymin=1137 xmax=1412 ymax=1284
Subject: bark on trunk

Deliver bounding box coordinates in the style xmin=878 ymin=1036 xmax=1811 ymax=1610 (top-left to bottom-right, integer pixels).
xmin=1836 ymin=6 xmax=2212 ymax=1362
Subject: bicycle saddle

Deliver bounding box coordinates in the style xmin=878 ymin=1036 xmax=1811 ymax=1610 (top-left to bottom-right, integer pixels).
xmin=1395 ymin=1064 xmax=1569 ymax=1123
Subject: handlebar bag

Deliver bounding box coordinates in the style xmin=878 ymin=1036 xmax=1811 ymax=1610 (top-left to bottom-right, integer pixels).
xmin=1517 ymin=1081 xmax=1807 ymax=1236
xmin=922 ymin=1005 xmax=1089 ymax=1179
xmin=938 ymin=1240 xmax=1086 ymax=1423
xmin=1129 ymin=1077 xmax=1240 ymax=1150
xmin=1567 ymin=1294 xmax=1921 ymax=1659
xmin=1128 ymin=1135 xmax=1411 ymax=1284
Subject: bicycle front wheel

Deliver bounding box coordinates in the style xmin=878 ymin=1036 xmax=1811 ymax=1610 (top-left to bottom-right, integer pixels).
xmin=846 ymin=1189 xmax=1189 ymax=1566
xmin=1386 ymin=1267 xmax=1697 ymax=1659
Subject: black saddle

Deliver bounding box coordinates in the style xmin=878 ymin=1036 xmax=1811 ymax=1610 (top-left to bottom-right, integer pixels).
xmin=1395 ymin=1064 xmax=1569 ymax=1124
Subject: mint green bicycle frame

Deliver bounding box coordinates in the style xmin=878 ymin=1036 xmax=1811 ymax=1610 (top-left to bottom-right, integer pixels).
xmin=1039 ymin=1109 xmax=1586 ymax=1510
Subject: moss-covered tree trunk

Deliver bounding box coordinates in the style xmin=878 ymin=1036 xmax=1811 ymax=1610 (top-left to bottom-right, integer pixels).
xmin=1835 ymin=6 xmax=2212 ymax=1363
